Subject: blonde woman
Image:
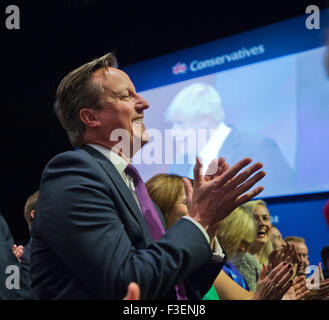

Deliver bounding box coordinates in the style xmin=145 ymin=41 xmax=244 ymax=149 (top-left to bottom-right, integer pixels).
xmin=216 ymin=205 xmax=257 ymax=291
xmin=246 ymin=200 xmax=273 ymax=265
xmin=146 ymin=174 xmax=300 ymax=300
xmin=230 ymin=200 xmax=273 ymax=292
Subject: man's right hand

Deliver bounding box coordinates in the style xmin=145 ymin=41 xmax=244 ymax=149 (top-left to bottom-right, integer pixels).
xmin=182 ymin=157 xmax=265 ymax=239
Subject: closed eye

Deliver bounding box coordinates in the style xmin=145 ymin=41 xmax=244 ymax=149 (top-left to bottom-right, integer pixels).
xmin=120 ymin=93 xmax=130 ymax=99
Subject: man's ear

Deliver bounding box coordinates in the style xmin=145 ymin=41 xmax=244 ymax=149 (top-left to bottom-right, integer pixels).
xmin=31 ymin=210 xmax=35 ymax=219
xmin=80 ymin=108 xmax=101 ymax=128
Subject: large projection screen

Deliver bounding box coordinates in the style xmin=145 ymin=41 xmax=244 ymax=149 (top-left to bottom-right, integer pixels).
xmin=123 ymin=9 xmax=329 ymax=198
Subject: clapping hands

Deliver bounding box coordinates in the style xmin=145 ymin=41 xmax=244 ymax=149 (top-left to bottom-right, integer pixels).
xmin=182 ymin=157 xmax=266 ymax=239
xmin=12 ymin=244 xmax=24 ymax=262
xmin=253 ymin=262 xmax=294 ymax=300
xmin=268 ymin=243 xmax=300 ymax=279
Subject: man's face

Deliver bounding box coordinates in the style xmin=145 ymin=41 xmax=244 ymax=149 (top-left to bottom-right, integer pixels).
xmin=91 ymin=68 xmax=150 ymax=158
xmin=289 ymin=241 xmax=309 ymax=265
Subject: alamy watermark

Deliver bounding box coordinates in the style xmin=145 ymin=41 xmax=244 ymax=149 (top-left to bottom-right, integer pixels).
xmin=5 ymin=265 xmax=20 ymax=290
xmin=305 ymin=5 xmax=320 ymax=29
xmin=305 ymin=265 xmax=322 ymax=290
xmin=3 ymin=4 xmax=321 ymax=31
xmin=4 ymin=4 xmax=20 ymax=30
xmin=109 ymin=127 xmax=221 ymax=175
xmin=2 ymin=263 xmax=323 ymax=293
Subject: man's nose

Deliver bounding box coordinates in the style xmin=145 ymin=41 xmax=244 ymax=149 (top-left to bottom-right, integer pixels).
xmin=135 ymin=94 xmax=149 ymax=111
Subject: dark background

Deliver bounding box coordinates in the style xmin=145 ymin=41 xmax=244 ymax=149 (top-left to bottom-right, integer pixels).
xmin=1 ymin=0 xmax=329 ymax=247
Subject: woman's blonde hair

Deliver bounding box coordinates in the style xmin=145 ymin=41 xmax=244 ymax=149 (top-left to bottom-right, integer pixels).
xmin=243 ymin=200 xmax=273 ymax=265
xmin=216 ymin=205 xmax=257 ymax=259
xmin=146 ymin=173 xmax=184 ymax=226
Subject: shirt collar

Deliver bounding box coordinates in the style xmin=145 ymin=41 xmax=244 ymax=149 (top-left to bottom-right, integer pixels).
xmin=87 ymin=144 xmax=128 ymax=176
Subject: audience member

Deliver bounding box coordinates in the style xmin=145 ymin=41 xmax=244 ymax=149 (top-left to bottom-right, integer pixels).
xmin=267 ymin=242 xmax=300 ymax=279
xmin=146 ymin=173 xmax=302 ymax=300
xmin=23 ymin=191 xmax=38 ymax=233
xmin=0 ymin=212 xmax=37 ymax=299
xmin=269 ymin=225 xmax=286 ymax=251
xmin=246 ymin=200 xmax=273 ymax=265
xmin=284 ymin=236 xmax=310 ymax=276
xmin=269 ymin=239 xmax=329 ymax=300
xmin=19 ymin=191 xmax=38 ymax=287
xmin=30 ymin=52 xmax=266 ymax=300
xmin=215 ymin=204 xmax=257 ymax=291
xmin=229 ymin=200 xmax=272 ymax=292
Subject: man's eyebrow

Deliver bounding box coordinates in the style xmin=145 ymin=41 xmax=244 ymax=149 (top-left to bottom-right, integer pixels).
xmin=119 ymin=86 xmax=135 ymax=93
xmin=109 ymin=87 xmax=128 ymax=96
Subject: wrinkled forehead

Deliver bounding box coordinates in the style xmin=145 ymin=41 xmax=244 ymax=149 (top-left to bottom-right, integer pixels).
xmin=291 ymin=241 xmax=308 ymax=252
xmin=91 ymin=67 xmax=134 ymax=93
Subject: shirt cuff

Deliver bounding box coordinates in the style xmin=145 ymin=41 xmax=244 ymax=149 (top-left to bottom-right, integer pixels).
xmin=182 ymin=216 xmax=225 ymax=262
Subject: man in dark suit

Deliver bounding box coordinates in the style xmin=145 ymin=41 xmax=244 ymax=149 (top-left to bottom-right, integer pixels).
xmin=167 ymin=83 xmax=295 ymax=197
xmin=31 ymin=53 xmax=265 ymax=299
xmin=0 ymin=213 xmax=37 ymax=299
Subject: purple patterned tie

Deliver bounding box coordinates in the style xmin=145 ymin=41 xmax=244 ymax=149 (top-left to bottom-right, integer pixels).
xmin=125 ymin=164 xmax=188 ymax=300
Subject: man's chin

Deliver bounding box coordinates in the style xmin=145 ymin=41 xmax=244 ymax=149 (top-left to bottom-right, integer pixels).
xmin=141 ymin=131 xmax=150 ymax=146
xmin=141 ymin=140 xmax=149 ymax=148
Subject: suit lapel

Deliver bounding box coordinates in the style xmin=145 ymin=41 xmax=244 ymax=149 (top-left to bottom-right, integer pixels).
xmin=80 ymin=145 xmax=153 ymax=242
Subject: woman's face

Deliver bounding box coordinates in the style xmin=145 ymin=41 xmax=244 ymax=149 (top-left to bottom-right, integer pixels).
xmin=166 ymin=188 xmax=188 ymax=228
xmin=252 ymin=205 xmax=272 ymax=245
xmin=269 ymin=227 xmax=286 ymax=251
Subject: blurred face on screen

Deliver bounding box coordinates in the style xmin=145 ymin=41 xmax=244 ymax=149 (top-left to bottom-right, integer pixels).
xmin=90 ymin=68 xmax=150 ymax=159
xmin=252 ymin=204 xmax=272 ymax=246
xmin=170 ymin=113 xmax=218 ymax=155
xmin=166 ymin=83 xmax=224 ymax=156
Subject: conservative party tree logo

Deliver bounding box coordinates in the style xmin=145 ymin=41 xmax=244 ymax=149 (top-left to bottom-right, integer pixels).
xmin=172 ymin=62 xmax=188 ymax=75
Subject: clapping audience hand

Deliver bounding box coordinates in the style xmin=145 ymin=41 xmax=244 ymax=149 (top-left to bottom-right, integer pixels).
xmin=252 ymin=262 xmax=293 ymax=300
xmin=268 ymin=243 xmax=299 ymax=279
xmin=282 ymin=276 xmax=310 ymax=300
xmin=303 ymin=278 xmax=329 ymax=300
xmin=12 ymin=244 xmax=24 ymax=263
xmin=123 ymin=282 xmax=140 ymax=300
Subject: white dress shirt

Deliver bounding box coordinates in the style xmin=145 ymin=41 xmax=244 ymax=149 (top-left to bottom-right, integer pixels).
xmin=188 ymin=122 xmax=232 ymax=177
xmin=88 ymin=144 xmax=225 ymax=262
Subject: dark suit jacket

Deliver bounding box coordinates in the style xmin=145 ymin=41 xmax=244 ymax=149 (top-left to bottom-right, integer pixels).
xmin=0 ymin=214 xmax=37 ymax=300
xmin=169 ymin=128 xmax=296 ymax=197
xmin=31 ymin=145 xmax=225 ymax=300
